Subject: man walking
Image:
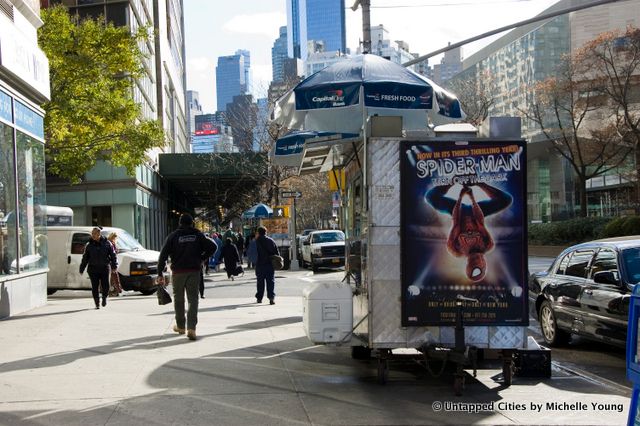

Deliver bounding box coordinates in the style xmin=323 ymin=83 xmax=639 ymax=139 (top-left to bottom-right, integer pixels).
xmin=157 ymin=214 xmax=217 ymax=340
xmin=254 ymin=226 xmax=279 ymax=305
xmin=79 ymin=227 xmax=118 ymax=309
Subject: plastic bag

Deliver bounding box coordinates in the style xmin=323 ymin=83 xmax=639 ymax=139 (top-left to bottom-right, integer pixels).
xmin=156 ymin=285 xmax=172 ymax=305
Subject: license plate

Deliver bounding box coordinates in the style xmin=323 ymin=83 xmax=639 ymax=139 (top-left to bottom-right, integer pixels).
xmin=332 ymin=259 xmax=340 ymax=264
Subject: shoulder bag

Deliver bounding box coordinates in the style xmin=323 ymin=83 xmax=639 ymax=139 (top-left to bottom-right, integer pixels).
xmin=258 ymin=237 xmax=284 ymax=270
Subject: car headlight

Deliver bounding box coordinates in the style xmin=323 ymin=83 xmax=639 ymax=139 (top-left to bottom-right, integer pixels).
xmin=312 ymin=247 xmax=322 ymax=255
xmin=130 ymin=262 xmax=150 ymax=275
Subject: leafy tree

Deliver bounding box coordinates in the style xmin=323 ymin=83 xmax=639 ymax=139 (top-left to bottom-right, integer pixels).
xmin=523 ymin=52 xmax=631 ymax=217
xmin=38 ymin=6 xmax=165 ymax=183
xmin=575 ymin=26 xmax=640 ymax=207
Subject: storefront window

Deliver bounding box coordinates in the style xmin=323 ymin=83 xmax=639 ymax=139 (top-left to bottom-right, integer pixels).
xmin=16 ymin=131 xmax=47 ymax=272
xmin=0 ymin=122 xmax=17 ymax=275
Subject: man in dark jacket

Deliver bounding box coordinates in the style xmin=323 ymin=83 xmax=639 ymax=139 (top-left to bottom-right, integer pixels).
xmin=157 ymin=214 xmax=217 ymax=340
xmin=255 ymin=226 xmax=279 ymax=305
xmin=80 ymin=227 xmax=118 ymax=309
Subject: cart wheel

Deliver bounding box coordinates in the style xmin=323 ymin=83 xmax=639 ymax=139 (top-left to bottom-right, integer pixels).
xmin=503 ymin=359 xmax=514 ymax=386
xmin=351 ymin=346 xmax=372 ymax=360
xmin=453 ymin=375 xmax=464 ymax=396
xmin=377 ymin=358 xmax=389 ymax=385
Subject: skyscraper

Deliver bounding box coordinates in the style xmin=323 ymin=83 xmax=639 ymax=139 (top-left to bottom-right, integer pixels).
xmin=272 ymin=26 xmax=288 ymax=82
xmin=186 ymin=90 xmax=202 ymax=139
xmin=216 ymin=50 xmax=251 ymax=112
xmin=287 ymin=0 xmax=346 ymax=60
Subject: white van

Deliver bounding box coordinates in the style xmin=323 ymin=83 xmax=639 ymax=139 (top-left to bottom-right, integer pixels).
xmin=46 ymin=226 xmax=161 ymax=295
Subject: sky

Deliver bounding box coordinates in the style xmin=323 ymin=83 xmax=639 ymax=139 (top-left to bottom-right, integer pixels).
xmin=184 ymin=0 xmax=559 ymax=114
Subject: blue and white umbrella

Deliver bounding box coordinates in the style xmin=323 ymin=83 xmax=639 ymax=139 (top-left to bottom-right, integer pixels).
xmin=272 ymin=54 xmax=464 ymax=134
xmin=241 ymin=203 xmax=273 ymax=220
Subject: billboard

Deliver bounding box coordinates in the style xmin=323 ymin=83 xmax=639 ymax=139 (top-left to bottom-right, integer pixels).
xmin=400 ymin=139 xmax=527 ymax=326
xmin=194 ymin=114 xmax=220 ymax=135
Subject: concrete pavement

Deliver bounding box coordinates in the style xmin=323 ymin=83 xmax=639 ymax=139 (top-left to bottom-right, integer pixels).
xmin=0 ymin=271 xmax=631 ymax=426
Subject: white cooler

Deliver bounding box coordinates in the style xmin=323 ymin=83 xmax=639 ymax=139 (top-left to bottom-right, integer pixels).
xmin=302 ymin=282 xmax=353 ymax=344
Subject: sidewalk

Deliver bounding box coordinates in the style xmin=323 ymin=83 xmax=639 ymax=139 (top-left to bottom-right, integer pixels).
xmin=0 ymin=279 xmax=630 ymax=426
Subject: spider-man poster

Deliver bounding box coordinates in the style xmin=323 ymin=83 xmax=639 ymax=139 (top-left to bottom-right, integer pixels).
xmin=400 ymin=140 xmax=528 ymax=326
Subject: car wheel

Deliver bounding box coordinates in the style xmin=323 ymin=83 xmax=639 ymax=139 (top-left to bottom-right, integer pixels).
xmin=539 ymin=300 xmax=570 ymax=346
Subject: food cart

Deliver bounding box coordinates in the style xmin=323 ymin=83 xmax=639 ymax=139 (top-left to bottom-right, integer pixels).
xmin=302 ymin=117 xmax=538 ymax=394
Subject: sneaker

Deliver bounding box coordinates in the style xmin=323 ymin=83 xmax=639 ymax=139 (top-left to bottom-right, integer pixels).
xmin=269 ymin=299 xmax=275 ymax=305
xmin=187 ymin=329 xmax=196 ymax=340
xmin=173 ymin=325 xmax=186 ymax=334
xmin=200 ymin=295 xmax=205 ymax=299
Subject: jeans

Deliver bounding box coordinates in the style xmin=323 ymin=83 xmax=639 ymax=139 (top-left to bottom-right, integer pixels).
xmin=255 ymin=263 xmax=275 ymax=301
xmin=172 ymin=271 xmax=200 ymax=330
xmin=88 ymin=270 xmax=109 ymax=306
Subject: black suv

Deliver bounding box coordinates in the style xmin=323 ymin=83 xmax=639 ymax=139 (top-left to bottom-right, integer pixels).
xmin=529 ymin=236 xmax=640 ymax=347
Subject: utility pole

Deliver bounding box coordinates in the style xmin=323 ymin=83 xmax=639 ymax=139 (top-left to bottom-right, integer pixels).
xmin=351 ymin=0 xmax=371 ymax=54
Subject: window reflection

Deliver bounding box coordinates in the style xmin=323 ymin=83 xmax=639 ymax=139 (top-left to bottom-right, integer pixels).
xmin=0 ymin=122 xmax=17 ymax=275
xmin=16 ymin=131 xmax=47 ymax=272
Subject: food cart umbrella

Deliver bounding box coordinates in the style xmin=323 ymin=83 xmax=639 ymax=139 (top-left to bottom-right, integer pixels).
xmin=241 ymin=203 xmax=273 ymax=219
xmin=272 ymin=54 xmax=464 ymax=134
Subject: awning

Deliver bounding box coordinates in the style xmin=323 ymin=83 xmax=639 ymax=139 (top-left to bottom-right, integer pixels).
xmin=298 ymin=134 xmax=361 ymax=175
xmin=272 ymin=131 xmax=358 ymax=167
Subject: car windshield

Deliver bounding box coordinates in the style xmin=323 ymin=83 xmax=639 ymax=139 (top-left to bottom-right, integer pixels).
xmin=622 ymin=247 xmax=640 ymax=284
xmin=312 ymin=232 xmax=345 ymax=243
xmin=102 ymin=229 xmax=144 ymax=252
xmin=271 ymin=233 xmax=289 ymax=240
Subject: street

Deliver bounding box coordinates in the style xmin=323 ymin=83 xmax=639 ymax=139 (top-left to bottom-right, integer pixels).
xmin=203 ymin=257 xmax=630 ymax=396
xmin=0 ymin=257 xmax=629 ymax=425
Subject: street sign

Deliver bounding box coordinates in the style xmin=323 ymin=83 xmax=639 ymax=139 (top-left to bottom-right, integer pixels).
xmin=273 ymin=205 xmax=290 ymax=218
xmin=281 ymin=191 xmax=302 ymax=198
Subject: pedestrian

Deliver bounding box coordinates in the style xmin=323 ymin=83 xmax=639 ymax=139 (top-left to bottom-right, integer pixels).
xmin=254 ymin=226 xmax=279 ymax=305
xmin=107 ymin=232 xmax=123 ymax=296
xmin=157 ymin=213 xmax=217 ymax=341
xmin=246 ymin=232 xmax=257 ymax=269
xmin=79 ymin=227 xmax=118 ymax=309
xmin=212 ymin=232 xmax=223 ymax=272
xmin=222 ymin=238 xmax=242 ymax=281
xmin=235 ymin=232 xmax=245 ymax=264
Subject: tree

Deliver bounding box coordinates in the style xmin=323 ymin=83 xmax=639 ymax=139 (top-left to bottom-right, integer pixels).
xmin=38 ymin=6 xmax=164 ymax=183
xmin=523 ymin=52 xmax=631 ymax=217
xmin=576 ymin=26 xmax=640 ymax=208
xmin=446 ymin=70 xmax=497 ymax=127
xmin=282 ymin=174 xmax=333 ymax=231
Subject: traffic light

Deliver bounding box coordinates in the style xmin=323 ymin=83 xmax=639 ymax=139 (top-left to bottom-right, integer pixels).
xmin=273 ymin=205 xmax=289 ymax=218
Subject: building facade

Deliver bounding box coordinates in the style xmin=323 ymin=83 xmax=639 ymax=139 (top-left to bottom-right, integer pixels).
xmin=186 ymin=90 xmax=202 ymax=143
xmin=272 ymin=26 xmax=288 ymax=83
xmin=44 ymin=0 xmax=188 ymax=250
xmin=216 ymin=49 xmax=251 ymax=112
xmin=432 ymin=43 xmax=462 ymax=85
xmin=287 ymin=0 xmax=346 ymax=60
xmin=0 ymin=0 xmax=50 ymax=317
xmin=451 ymin=0 xmax=639 ymax=221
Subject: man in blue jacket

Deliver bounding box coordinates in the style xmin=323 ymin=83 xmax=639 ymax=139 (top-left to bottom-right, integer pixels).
xmin=157 ymin=214 xmax=217 ymax=340
xmin=80 ymin=227 xmax=118 ymax=309
xmin=255 ymin=226 xmax=279 ymax=305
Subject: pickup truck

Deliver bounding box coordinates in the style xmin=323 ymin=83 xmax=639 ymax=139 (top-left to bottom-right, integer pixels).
xmin=270 ymin=233 xmax=291 ymax=270
xmin=301 ymin=230 xmax=345 ymax=272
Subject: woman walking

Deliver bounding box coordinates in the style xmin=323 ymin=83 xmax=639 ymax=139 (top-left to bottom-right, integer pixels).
xmin=107 ymin=232 xmax=123 ymax=296
xmin=221 ymin=238 xmax=241 ymax=281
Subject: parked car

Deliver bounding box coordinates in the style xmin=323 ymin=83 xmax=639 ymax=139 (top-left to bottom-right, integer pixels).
xmin=529 ymin=236 xmax=640 ymax=348
xmin=301 ymin=230 xmax=345 ymax=272
xmin=46 ymin=226 xmax=162 ymax=295
xmin=296 ymin=229 xmax=316 ymax=267
xmin=270 ymin=233 xmax=291 ymax=270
